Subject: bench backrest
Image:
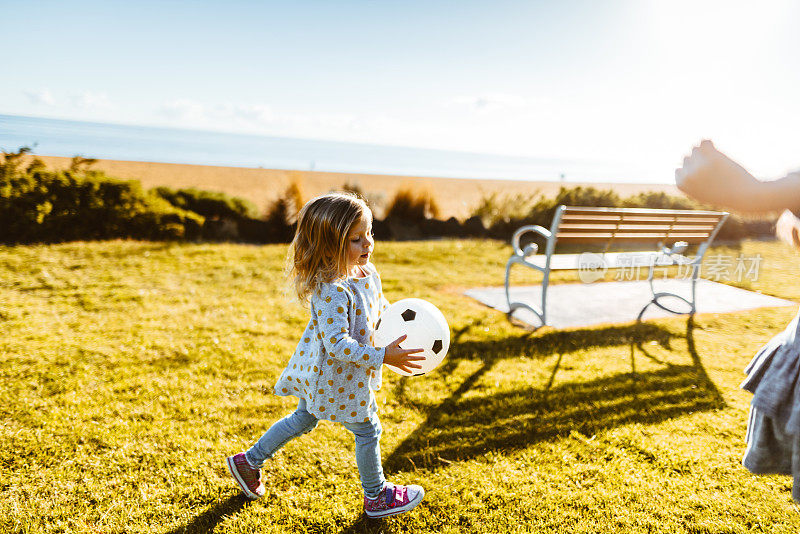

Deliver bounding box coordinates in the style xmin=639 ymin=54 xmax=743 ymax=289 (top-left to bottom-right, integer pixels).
xmin=553 ymin=205 xmax=728 ymax=245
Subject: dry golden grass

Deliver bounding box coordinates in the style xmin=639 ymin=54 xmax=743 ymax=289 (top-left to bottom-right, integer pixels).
xmin=32 ymin=155 xmax=681 ymax=219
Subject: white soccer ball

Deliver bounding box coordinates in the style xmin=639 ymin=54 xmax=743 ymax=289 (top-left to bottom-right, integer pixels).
xmin=374 ymin=298 xmax=450 ymax=376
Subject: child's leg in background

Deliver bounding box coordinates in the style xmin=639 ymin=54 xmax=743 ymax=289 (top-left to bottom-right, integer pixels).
xmin=341 ymin=414 xmax=386 ymax=500
xmin=245 ymin=398 xmax=319 ymax=468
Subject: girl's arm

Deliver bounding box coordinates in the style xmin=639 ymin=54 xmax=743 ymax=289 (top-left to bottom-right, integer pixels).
xmin=316 ymin=283 xmax=385 ymax=370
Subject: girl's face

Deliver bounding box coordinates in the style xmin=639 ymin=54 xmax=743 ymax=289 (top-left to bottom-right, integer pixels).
xmin=346 ymin=214 xmax=374 ymax=275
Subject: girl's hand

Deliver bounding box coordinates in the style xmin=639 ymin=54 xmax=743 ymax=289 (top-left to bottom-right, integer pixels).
xmin=383 ymin=335 xmax=425 ymax=374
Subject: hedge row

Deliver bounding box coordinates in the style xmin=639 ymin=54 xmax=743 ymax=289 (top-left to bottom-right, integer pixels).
xmin=193 ymin=186 xmax=774 ymax=245
xmin=0 ymin=149 xmax=776 ymax=245
xmin=473 ymin=187 xmax=762 ymax=243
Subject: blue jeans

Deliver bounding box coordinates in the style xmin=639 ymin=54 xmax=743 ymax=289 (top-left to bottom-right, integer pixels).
xmin=245 ymin=399 xmax=386 ymax=499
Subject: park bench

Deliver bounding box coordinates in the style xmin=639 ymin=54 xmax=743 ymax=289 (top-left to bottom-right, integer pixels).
xmin=504 ymin=205 xmax=729 ymax=328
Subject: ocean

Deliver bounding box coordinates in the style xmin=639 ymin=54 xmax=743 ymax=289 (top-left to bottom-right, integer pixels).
xmin=0 ymin=114 xmax=658 ymax=183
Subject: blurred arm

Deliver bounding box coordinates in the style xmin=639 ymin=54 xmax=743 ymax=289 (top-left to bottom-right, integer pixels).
xmin=676 ymin=140 xmax=800 ymax=213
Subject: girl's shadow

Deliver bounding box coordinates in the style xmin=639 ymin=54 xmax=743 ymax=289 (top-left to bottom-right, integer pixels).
xmin=166 ymin=493 xmax=250 ymax=534
xmin=338 ymin=515 xmax=398 ymax=534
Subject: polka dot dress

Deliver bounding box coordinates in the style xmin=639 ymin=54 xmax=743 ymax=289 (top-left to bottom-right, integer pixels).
xmin=274 ymin=262 xmax=390 ymax=423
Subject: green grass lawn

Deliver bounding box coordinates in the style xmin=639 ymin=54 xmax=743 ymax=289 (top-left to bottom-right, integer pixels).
xmin=2 ymin=239 xmax=799 ymax=533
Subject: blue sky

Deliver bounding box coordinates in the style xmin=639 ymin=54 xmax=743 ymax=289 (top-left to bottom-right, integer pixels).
xmin=2 ymin=0 xmax=798 ymax=180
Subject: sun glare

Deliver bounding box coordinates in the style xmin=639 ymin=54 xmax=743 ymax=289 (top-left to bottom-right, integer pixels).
xmin=641 ymin=0 xmax=799 ymax=178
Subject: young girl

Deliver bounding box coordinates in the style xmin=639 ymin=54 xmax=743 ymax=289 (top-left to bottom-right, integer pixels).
xmin=226 ymin=192 xmax=426 ymax=518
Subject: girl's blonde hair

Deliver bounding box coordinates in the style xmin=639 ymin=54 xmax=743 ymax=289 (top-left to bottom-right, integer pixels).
xmin=289 ymin=192 xmax=371 ymax=303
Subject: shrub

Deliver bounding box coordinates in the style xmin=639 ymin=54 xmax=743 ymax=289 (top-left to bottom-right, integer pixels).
xmin=385 ymin=186 xmax=440 ymax=222
xmin=263 ymin=179 xmax=305 ymax=242
xmin=0 ymin=149 xmax=203 ymax=244
xmin=69 ymin=155 xmax=98 ymax=173
xmin=622 ymin=191 xmax=696 ymax=210
xmin=269 ymin=179 xmax=304 ymax=224
xmin=153 ymin=186 xmax=256 ymax=220
xmin=340 ymin=181 xmax=366 ymax=199
xmin=339 ymin=181 xmax=385 ymax=216
xmin=471 ymin=191 xmax=542 ymax=227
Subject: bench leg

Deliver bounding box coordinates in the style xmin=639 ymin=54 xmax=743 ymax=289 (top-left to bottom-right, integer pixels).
xmin=637 ymin=264 xmax=698 ymax=321
xmin=505 ymin=259 xmax=547 ymax=328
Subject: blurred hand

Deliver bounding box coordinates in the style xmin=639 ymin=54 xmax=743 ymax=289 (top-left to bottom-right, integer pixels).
xmin=675 ymin=139 xmax=760 ymax=211
xmin=382 ymin=334 xmax=425 ymax=373
xmin=776 ymin=209 xmax=800 ymax=250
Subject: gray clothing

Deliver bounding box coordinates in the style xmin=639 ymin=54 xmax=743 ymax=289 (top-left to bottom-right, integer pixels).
xmin=741 ymin=307 xmax=800 ymax=500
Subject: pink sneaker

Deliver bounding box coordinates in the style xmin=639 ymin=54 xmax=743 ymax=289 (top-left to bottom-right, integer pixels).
xmin=226 ymin=453 xmax=265 ymax=499
xmin=364 ymin=482 xmax=425 ymax=518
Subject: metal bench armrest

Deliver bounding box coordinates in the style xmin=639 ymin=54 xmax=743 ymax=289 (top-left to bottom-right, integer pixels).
xmin=511 ymin=225 xmax=552 ymax=257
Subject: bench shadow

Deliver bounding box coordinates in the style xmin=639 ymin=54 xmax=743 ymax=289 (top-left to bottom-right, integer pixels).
xmin=165 ymin=493 xmax=251 ymax=534
xmin=391 ymin=321 xmax=675 ymax=410
xmin=384 ymin=317 xmax=725 ymax=472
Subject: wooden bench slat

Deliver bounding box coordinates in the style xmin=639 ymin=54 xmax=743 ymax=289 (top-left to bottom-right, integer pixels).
xmin=561 ymin=214 xmax=724 ymax=224
xmin=561 ymin=206 xmax=726 ymax=216
xmin=555 ymin=238 xmax=709 ymax=245
xmin=559 ymin=223 xmax=718 ymax=233
xmin=557 ymin=232 xmax=711 ymax=241
xmin=557 ymin=231 xmax=713 ymax=237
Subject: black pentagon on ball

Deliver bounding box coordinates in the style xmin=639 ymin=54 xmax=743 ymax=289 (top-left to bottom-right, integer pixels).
xmin=432 ymin=339 xmax=443 ymax=354
xmin=401 ymin=309 xmax=416 ymax=321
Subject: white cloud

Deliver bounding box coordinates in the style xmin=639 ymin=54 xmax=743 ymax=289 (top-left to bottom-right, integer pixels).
xmin=159 ymin=99 xmax=207 ymax=121
xmin=70 ymin=91 xmax=112 ymax=110
xmin=24 ymin=89 xmax=56 ymax=106
xmin=159 ymin=100 xmax=274 ymax=125
xmin=229 ymin=103 xmax=273 ymax=123
xmin=448 ymin=93 xmax=532 ymax=112
xmin=279 ymin=112 xmax=357 ymax=132
xmin=156 ymin=98 xmax=359 ymax=137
